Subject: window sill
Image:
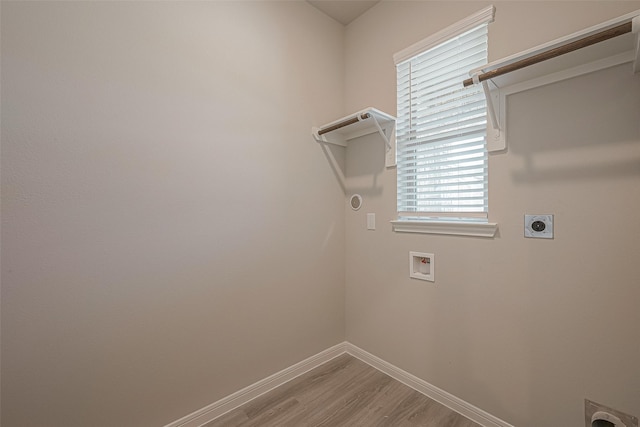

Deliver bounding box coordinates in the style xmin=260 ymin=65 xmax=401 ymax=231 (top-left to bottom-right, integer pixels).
xmin=391 ymin=220 xmax=498 ymax=238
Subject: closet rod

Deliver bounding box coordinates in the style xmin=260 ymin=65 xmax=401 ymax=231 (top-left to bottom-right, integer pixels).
xmin=317 ymin=113 xmax=371 ymax=135
xmin=463 ymin=21 xmax=633 ymax=87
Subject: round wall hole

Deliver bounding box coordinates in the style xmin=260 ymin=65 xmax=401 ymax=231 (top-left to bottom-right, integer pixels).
xmin=350 ymin=194 xmax=362 ymax=211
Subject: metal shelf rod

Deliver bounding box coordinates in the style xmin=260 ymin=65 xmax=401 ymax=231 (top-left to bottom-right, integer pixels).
xmin=463 ymin=21 xmax=633 ymax=87
xmin=317 ymin=113 xmax=371 ymax=136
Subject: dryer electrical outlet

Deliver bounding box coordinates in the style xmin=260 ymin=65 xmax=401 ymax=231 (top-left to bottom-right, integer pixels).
xmin=524 ymin=214 xmax=554 ymax=239
xmin=585 ymin=399 xmax=638 ymax=427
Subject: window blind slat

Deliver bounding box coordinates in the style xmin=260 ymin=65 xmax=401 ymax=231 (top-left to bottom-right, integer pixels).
xmin=398 ymin=169 xmax=487 ymax=184
xmin=398 ymin=212 xmax=488 ymax=220
xmin=397 ymin=124 xmax=487 ymax=151
xmin=405 ymin=105 xmax=487 ymax=137
xmin=396 ymin=21 xmax=489 ymax=221
xmin=407 ymin=90 xmax=486 ymax=115
xmin=408 ymin=51 xmax=487 ymax=91
xmin=398 ymin=144 xmax=487 ymax=161
xmin=398 ymin=140 xmax=486 ymax=158
xmin=409 ymin=28 xmax=487 ymax=71
xmin=398 ymin=184 xmax=487 ymax=195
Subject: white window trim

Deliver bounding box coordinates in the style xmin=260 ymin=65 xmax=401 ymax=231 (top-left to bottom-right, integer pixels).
xmin=393 ymin=5 xmax=498 ymax=238
xmin=391 ymin=220 xmax=498 ymax=238
xmin=393 ymin=5 xmax=495 ymax=66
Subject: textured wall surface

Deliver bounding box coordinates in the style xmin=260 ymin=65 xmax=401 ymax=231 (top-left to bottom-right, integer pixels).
xmin=1 ymin=2 xmax=346 ymax=426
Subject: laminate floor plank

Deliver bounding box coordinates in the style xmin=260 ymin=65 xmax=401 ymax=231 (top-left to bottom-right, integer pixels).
xmin=202 ymin=354 xmax=481 ymax=427
xmin=242 ymin=397 xmax=301 ymax=427
xmin=349 ymin=379 xmax=416 ymax=426
xmin=203 ymin=407 xmax=249 ymax=427
xmin=244 ymin=354 xmax=366 ymax=419
xmin=272 ymin=356 xmax=384 ymax=426
xmin=373 ymin=389 xmax=433 ymax=426
xmin=305 ymin=369 xmax=393 ymax=427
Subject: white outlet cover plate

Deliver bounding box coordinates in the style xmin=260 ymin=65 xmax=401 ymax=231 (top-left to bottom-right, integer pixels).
xmin=367 ymin=213 xmax=375 ymax=230
xmin=524 ymin=214 xmax=554 ymax=239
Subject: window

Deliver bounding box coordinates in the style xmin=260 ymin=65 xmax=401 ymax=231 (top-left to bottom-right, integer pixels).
xmin=392 ymin=6 xmax=497 ymax=237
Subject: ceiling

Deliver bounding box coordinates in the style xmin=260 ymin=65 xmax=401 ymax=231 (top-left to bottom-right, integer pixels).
xmin=306 ymin=0 xmax=380 ymax=25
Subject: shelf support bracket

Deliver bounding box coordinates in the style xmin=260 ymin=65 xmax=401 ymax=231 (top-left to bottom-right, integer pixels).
xmin=368 ymin=114 xmax=393 ymax=152
xmin=473 ymin=73 xmax=501 ymax=132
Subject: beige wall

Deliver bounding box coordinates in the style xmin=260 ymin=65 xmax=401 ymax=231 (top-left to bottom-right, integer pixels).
xmin=3 ymin=1 xmax=640 ymax=427
xmin=1 ymin=2 xmax=346 ymax=426
xmin=344 ymin=2 xmax=640 ymax=427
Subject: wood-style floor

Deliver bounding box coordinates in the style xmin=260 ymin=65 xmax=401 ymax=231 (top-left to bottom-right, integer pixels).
xmin=203 ymin=353 xmax=481 ymax=427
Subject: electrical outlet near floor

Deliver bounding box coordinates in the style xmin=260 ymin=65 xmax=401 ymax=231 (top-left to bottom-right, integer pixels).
xmin=585 ymin=399 xmax=638 ymax=427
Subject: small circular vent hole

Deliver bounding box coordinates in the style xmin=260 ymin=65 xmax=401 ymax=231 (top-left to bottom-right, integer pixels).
xmin=350 ymin=194 xmax=362 ymax=211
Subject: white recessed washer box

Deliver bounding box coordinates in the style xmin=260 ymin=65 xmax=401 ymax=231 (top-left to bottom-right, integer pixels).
xmin=409 ymin=252 xmax=434 ymax=282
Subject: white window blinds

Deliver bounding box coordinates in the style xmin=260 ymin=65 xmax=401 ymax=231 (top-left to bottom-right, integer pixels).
xmin=395 ymin=17 xmax=491 ymax=222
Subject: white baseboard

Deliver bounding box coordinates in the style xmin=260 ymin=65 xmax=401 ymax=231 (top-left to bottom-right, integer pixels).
xmin=345 ymin=343 xmax=514 ymax=427
xmin=165 ymin=341 xmax=513 ymax=427
xmin=164 ymin=342 xmax=347 ymax=427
